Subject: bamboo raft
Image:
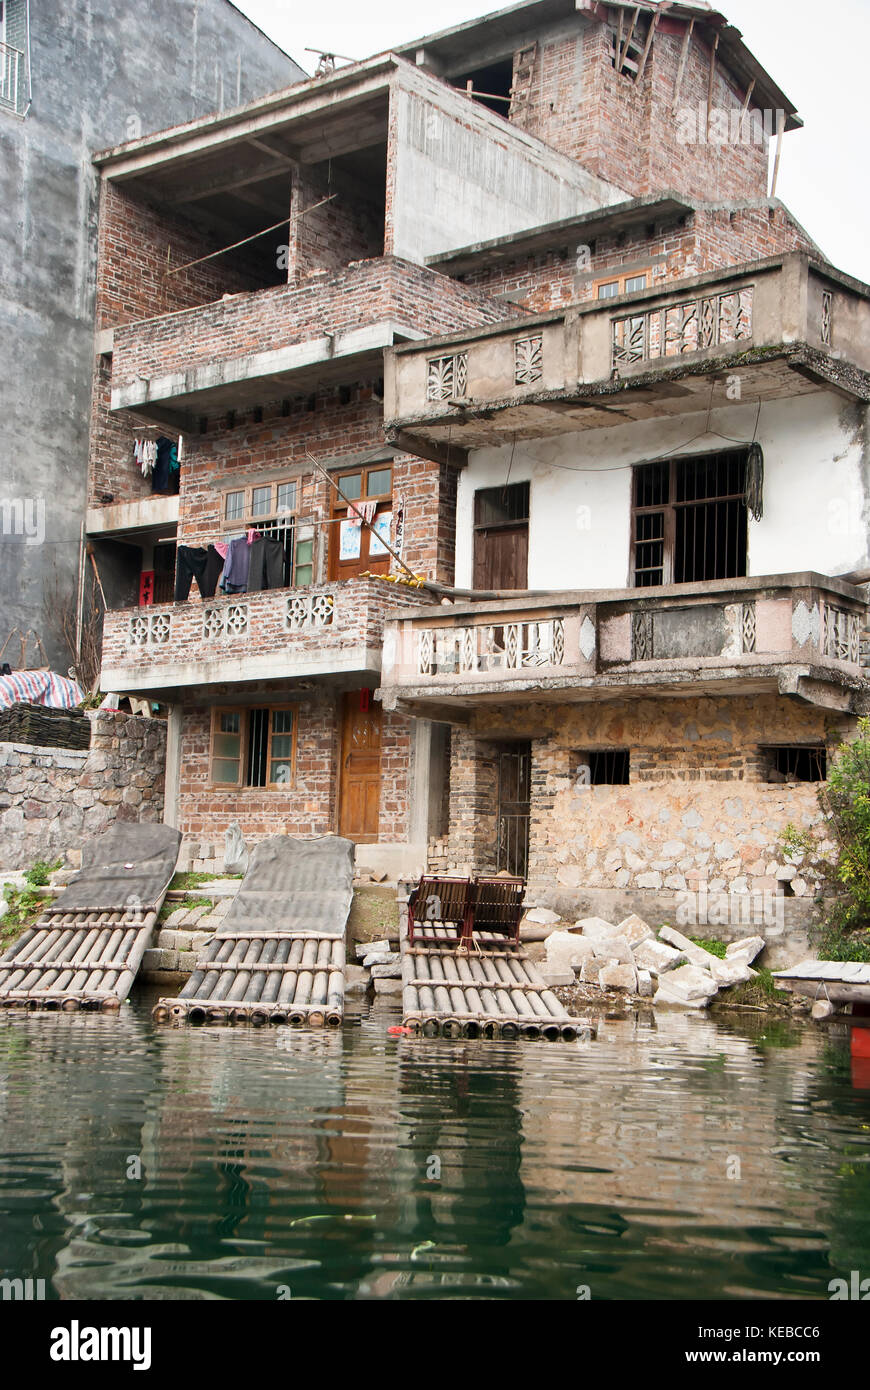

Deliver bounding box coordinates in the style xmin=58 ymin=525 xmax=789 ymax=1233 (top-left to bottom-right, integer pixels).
xmin=0 ymin=824 xmax=181 ymax=1012
xmin=401 ymin=939 xmax=586 ymax=1041
xmin=152 ymin=835 xmax=355 ymax=1028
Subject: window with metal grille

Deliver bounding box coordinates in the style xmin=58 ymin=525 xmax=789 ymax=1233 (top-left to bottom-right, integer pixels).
xmin=576 ymin=750 xmax=630 ymax=786
xmin=0 ymin=0 xmax=30 ymax=116
xmin=221 ymin=477 xmax=312 ymax=586
xmin=763 ymin=746 xmax=827 ymax=784
xmin=631 ymin=450 xmax=749 ymax=586
xmin=210 ymin=707 xmax=296 ymax=788
xmin=474 ymin=481 xmax=530 ymax=529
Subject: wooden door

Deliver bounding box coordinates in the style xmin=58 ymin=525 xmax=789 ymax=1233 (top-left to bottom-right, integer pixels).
xmin=338 ymin=692 xmax=382 ymax=842
xmin=473 ymin=524 xmax=529 ymax=590
xmin=472 ymin=481 xmax=529 ymax=591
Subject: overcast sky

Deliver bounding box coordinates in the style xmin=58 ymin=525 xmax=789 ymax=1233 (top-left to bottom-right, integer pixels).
xmin=235 ymin=0 xmax=869 ymax=282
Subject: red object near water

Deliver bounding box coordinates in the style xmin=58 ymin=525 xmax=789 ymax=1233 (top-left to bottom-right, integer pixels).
xmin=387 ymin=1025 xmax=412 ymax=1036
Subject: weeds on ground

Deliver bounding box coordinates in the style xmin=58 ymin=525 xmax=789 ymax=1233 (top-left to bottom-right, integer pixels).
xmin=0 ymin=859 xmax=62 ymax=949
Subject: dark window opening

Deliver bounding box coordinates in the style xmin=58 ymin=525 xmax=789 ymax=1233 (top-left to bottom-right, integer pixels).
xmin=609 ymin=19 xmax=651 ymax=78
xmin=246 ymin=708 xmax=270 ymax=787
xmin=577 ymin=750 xmax=631 ymax=786
xmin=474 ymin=481 xmax=530 ymax=528
xmin=763 ymin=746 xmax=827 ymax=784
xmin=453 ymin=58 xmax=514 ymax=115
xmin=632 ymin=450 xmax=749 ymax=586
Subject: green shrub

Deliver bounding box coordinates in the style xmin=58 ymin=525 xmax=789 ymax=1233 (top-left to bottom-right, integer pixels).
xmin=689 ymin=936 xmax=727 ymax=959
xmin=815 ymin=718 xmax=870 ymax=959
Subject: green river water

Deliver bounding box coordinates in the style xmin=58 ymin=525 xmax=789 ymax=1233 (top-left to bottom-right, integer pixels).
xmin=1 ymin=993 xmax=869 ymax=1301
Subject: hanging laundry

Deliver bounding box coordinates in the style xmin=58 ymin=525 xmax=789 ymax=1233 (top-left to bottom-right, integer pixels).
xmin=152 ymin=437 xmax=178 ymax=495
xmin=220 ymin=535 xmax=251 ymax=593
xmin=248 ymin=536 xmax=285 ymax=592
xmin=175 ymin=545 xmax=225 ymax=601
xmin=348 ymin=499 xmax=377 ymax=527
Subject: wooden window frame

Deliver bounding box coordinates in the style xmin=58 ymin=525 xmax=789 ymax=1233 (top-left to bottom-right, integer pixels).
xmin=328 ymin=462 xmax=393 ymax=581
xmin=219 ymin=476 xmax=317 ymax=588
xmin=630 ymin=452 xmax=749 ymax=587
xmin=209 ymin=706 xmax=298 ymax=790
xmin=592 ymin=268 xmax=652 ymax=300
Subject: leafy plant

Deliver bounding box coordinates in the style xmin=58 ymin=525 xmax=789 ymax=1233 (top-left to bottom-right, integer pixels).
xmin=815 ymin=718 xmax=870 ymax=958
xmin=690 ymin=937 xmax=727 ymax=959
xmin=779 ymin=822 xmax=815 ymax=862
xmin=24 ymin=858 xmax=62 ymax=888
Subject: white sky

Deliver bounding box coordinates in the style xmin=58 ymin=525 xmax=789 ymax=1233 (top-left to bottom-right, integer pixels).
xmin=235 ymin=0 xmax=870 ymax=282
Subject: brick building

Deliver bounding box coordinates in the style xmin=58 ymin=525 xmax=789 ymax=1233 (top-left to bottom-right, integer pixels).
xmin=0 ymin=0 xmax=303 ymax=671
xmin=89 ymin=1 xmax=870 ymax=917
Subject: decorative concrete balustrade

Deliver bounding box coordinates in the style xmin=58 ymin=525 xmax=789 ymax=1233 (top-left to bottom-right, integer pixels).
xmin=384 ymin=255 xmax=870 ymax=452
xmin=102 ymin=578 xmax=428 ymax=697
xmin=378 ymin=574 xmax=868 ymax=715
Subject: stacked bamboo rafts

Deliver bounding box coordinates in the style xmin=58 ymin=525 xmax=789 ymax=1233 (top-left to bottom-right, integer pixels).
xmin=0 ymin=906 xmax=159 ymax=1011
xmin=401 ymin=942 xmax=585 ymax=1041
xmin=0 ymin=824 xmax=181 ymax=1012
xmin=153 ymin=934 xmax=345 ymax=1026
xmin=152 ymin=835 xmax=355 ymax=1028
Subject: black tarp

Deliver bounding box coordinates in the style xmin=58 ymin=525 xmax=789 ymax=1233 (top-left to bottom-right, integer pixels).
xmin=53 ymin=823 xmax=182 ymax=914
xmin=218 ymin=835 xmax=355 ymax=937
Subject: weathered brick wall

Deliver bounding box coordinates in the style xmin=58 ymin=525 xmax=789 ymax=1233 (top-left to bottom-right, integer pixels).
xmin=177 ymin=696 xmax=415 ymax=847
xmin=440 ymin=695 xmax=849 ymax=902
xmin=292 ymin=165 xmax=384 ymax=280
xmin=95 ymin=181 xmax=277 ymax=332
xmin=455 ymin=205 xmax=817 ymax=314
xmin=0 ymin=712 xmax=166 ymax=869
xmin=168 ymin=389 xmax=459 ymax=586
xmin=109 ymin=257 xmax=514 ymax=392
xmin=516 ymin=18 xmax=769 ymax=204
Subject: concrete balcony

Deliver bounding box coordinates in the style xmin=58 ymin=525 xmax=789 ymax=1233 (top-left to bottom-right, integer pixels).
xmin=378 ymin=574 xmax=869 ymax=718
xmin=384 ymin=254 xmax=870 ymax=453
xmin=108 ymin=256 xmax=510 ymax=426
xmin=100 ymin=577 xmax=425 ymax=700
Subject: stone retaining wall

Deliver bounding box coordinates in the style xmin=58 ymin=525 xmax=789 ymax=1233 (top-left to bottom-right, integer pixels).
xmin=0 ymin=712 xmax=165 ymax=869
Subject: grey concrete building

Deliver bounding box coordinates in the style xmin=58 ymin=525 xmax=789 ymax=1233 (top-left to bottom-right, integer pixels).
xmin=0 ymin=0 xmax=303 ymax=671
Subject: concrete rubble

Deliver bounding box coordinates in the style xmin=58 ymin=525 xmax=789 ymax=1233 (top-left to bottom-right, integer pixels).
xmin=543 ymin=913 xmax=763 ymax=1008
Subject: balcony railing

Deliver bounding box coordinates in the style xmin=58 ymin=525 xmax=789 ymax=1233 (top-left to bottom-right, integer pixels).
xmin=385 ymin=255 xmax=870 ymax=449
xmin=101 ymin=577 xmax=430 ymax=695
xmin=379 ymin=574 xmax=867 ymax=712
xmin=109 ymin=257 xmax=509 ymax=419
xmin=0 ymin=41 xmax=21 ymax=111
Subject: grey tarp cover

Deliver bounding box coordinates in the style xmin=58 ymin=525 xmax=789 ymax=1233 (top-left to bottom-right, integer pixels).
xmin=217 ymin=835 xmax=355 ymax=937
xmin=50 ymin=823 xmax=182 ymax=914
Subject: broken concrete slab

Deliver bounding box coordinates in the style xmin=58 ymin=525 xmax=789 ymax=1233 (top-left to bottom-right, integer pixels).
xmin=576 ymin=916 xmax=622 ymax=943
xmin=632 ymin=938 xmax=685 ymax=976
xmin=539 ymin=970 xmax=575 ymax=987
xmin=710 ymin=956 xmax=757 ymax=987
xmin=616 ymin=913 xmax=654 ymax=947
xmin=545 ymin=930 xmax=597 ymax=972
xmin=370 ymin=961 xmax=402 ymax=979
xmin=725 ymin=936 xmax=765 ymax=963
xmin=373 ymin=977 xmax=403 ymax=996
xmin=364 ymin=949 xmax=400 ymax=968
xmin=637 ymin=969 xmax=654 ymax=998
xmin=598 ymin=962 xmax=639 ymax=992
xmin=356 ymin=939 xmax=389 ymax=960
xmin=524 ymin=907 xmax=562 ymax=926
xmin=653 ymin=964 xmax=719 ymax=1008
xmin=594 ymin=934 xmax=633 ymax=965
xmin=659 ymin=925 xmax=725 ymax=970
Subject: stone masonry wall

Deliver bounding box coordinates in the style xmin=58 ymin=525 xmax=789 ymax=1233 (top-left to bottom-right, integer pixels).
xmin=0 ymin=712 xmax=166 ymax=869
xmin=437 ymin=694 xmax=852 ymax=959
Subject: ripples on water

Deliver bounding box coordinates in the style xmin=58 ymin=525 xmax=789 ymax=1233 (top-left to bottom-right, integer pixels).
xmin=0 ymin=994 xmax=868 ymax=1300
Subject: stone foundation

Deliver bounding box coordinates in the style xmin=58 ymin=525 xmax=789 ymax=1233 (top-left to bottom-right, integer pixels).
xmin=0 ymin=712 xmax=166 ymax=868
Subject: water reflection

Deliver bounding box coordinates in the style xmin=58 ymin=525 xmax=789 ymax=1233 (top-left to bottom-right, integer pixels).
xmin=0 ymin=998 xmax=869 ymax=1300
